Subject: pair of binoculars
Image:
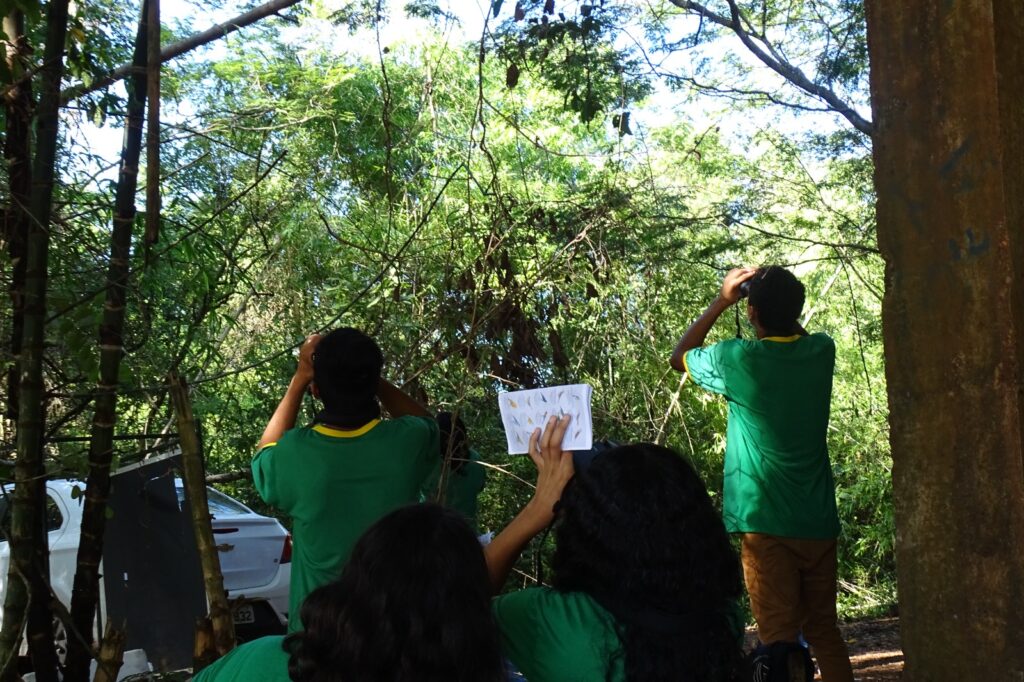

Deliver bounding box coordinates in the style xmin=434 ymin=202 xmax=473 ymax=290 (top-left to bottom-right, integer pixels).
xmin=739 ymin=280 xmax=752 ymax=299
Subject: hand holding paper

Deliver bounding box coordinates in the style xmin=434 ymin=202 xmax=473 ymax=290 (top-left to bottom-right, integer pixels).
xmin=498 ymin=384 xmax=593 ymax=454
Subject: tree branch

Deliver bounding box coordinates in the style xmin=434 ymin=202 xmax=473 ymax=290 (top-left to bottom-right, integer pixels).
xmin=668 ymin=0 xmax=874 ymax=136
xmin=59 ymin=0 xmax=303 ymax=104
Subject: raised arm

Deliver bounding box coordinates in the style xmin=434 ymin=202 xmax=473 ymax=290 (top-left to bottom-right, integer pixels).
xmin=257 ymin=334 xmax=319 ymax=448
xmin=669 ymin=267 xmax=756 ymax=371
xmin=484 ymin=415 xmax=574 ymax=593
xmin=376 ymin=378 xmax=431 ymax=418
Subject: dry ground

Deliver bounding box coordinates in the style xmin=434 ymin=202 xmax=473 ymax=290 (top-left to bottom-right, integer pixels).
xmin=746 ymin=617 xmax=903 ymax=680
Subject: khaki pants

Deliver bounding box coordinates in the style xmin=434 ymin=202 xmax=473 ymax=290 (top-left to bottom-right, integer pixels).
xmin=741 ymin=533 xmax=855 ymax=682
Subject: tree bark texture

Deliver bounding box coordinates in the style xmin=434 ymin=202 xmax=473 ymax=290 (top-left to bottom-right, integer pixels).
xmin=3 ymin=10 xmax=32 ymax=421
xmin=145 ymin=0 xmax=160 ymax=247
xmin=169 ymin=374 xmax=236 ymax=656
xmin=865 ymin=1 xmax=1024 ymax=679
xmin=91 ymin=623 xmax=125 ymax=682
xmin=64 ymin=4 xmax=150 ymax=680
xmin=0 ymin=0 xmax=71 ymax=679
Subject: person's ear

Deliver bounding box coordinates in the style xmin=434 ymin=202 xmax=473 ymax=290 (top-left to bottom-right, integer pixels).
xmin=747 ymin=303 xmax=757 ymax=325
xmin=310 ymin=381 xmax=320 ymax=399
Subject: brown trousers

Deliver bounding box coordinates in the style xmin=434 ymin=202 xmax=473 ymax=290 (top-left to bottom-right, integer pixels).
xmin=741 ymin=533 xmax=855 ymax=682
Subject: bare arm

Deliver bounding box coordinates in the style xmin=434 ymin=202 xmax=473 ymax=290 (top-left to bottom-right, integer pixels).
xmin=377 ymin=378 xmax=431 ymax=418
xmin=484 ymin=416 xmax=574 ymax=593
xmin=258 ymin=334 xmax=320 ymax=448
xmin=669 ymin=267 xmax=756 ymax=371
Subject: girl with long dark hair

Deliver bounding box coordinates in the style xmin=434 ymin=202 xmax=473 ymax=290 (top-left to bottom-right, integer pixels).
xmin=193 ymin=503 xmax=504 ymax=682
xmin=485 ymin=416 xmax=746 ymax=682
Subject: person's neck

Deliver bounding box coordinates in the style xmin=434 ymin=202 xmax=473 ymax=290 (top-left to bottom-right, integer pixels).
xmin=756 ymin=327 xmax=798 ymax=339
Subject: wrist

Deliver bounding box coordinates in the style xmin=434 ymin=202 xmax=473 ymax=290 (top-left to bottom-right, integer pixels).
xmin=711 ymin=294 xmax=734 ymax=310
xmin=522 ymin=497 xmax=557 ymax=530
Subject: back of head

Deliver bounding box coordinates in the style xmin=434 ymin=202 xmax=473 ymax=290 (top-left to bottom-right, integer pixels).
xmin=313 ymin=327 xmax=383 ymax=427
xmin=436 ymin=411 xmax=469 ymax=473
xmin=285 ymin=503 xmax=503 ymax=682
xmin=747 ymin=266 xmax=805 ymax=335
xmin=552 ymin=444 xmax=744 ymax=682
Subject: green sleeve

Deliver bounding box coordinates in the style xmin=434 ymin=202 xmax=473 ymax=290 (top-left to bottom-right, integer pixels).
xmin=684 ymin=340 xmax=737 ymax=397
xmin=251 ymin=442 xmax=295 ymax=512
xmin=493 ymin=589 xmax=544 ymax=675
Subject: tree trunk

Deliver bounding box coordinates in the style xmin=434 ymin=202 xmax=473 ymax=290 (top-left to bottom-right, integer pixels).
xmin=64 ymin=4 xmax=150 ymax=680
xmin=0 ymin=0 xmax=71 ymax=679
xmin=169 ymin=374 xmax=235 ymax=657
xmin=3 ymin=9 xmax=32 ymax=421
xmin=144 ymin=0 xmax=160 ymax=247
xmin=91 ymin=623 xmax=125 ymax=682
xmin=865 ymin=1 xmax=1024 ymax=679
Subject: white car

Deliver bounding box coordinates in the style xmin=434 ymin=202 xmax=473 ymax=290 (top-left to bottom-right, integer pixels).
xmin=0 ymin=479 xmax=290 ymax=648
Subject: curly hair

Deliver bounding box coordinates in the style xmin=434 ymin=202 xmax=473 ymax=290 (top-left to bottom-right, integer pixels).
xmin=747 ymin=265 xmax=806 ymax=335
xmin=551 ymin=444 xmax=746 ymax=682
xmin=283 ymin=503 xmax=504 ymax=682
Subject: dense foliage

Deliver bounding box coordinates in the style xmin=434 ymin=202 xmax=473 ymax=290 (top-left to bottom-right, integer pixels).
xmin=0 ymin=0 xmax=891 ymax=640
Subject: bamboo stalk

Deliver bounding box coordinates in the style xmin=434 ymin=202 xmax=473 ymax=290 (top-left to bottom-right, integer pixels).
xmin=169 ymin=374 xmax=235 ymax=656
xmin=145 ymin=0 xmax=161 ymax=246
xmin=0 ymin=0 xmax=71 ymax=678
xmin=58 ymin=0 xmax=303 ymax=104
xmin=91 ymin=623 xmax=126 ymax=682
xmin=64 ymin=3 xmax=150 ymax=679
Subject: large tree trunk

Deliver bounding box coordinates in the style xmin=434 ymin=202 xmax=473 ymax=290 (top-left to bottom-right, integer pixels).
xmin=865 ymin=1 xmax=1024 ymax=679
xmin=64 ymin=4 xmax=151 ymax=680
xmin=0 ymin=0 xmax=72 ymax=679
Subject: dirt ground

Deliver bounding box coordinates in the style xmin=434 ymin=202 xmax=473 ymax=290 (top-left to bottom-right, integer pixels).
xmin=746 ymin=617 xmax=904 ymax=680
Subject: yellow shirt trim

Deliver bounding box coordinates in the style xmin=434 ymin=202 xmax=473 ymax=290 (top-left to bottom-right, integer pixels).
xmin=682 ymin=349 xmax=692 ymax=375
xmin=313 ymin=420 xmax=381 ymax=438
xmin=761 ymin=334 xmax=802 ymax=343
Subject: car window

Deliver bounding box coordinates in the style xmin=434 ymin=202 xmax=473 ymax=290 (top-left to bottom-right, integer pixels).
xmin=46 ymin=495 xmax=64 ymax=532
xmin=0 ymin=492 xmax=64 ymax=539
xmin=174 ymin=484 xmax=251 ymax=517
xmin=206 ymin=488 xmax=250 ymax=516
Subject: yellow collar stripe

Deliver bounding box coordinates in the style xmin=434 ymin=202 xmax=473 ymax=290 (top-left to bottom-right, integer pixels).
xmin=762 ymin=335 xmax=802 ymax=343
xmin=313 ymin=420 xmax=381 ymax=438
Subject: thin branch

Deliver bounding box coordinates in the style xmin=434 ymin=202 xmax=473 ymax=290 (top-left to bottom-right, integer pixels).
xmin=59 ymin=0 xmax=303 ymax=104
xmin=668 ymin=0 xmax=873 ymax=135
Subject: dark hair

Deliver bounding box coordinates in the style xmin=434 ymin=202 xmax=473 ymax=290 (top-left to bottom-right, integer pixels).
xmin=551 ymin=444 xmax=745 ymax=682
xmin=312 ymin=327 xmax=383 ymax=428
xmin=436 ymin=411 xmax=469 ymax=474
xmin=283 ymin=504 xmax=504 ymax=682
xmin=747 ymin=265 xmax=805 ymax=334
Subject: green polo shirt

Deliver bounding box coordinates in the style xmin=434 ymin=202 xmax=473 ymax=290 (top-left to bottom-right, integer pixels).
xmin=191 ymin=635 xmax=289 ymax=682
xmin=494 ymin=588 xmax=625 ymax=682
xmin=684 ymin=333 xmax=840 ymax=539
xmin=420 ymin=447 xmax=486 ymax=533
xmin=252 ymin=416 xmax=439 ymax=631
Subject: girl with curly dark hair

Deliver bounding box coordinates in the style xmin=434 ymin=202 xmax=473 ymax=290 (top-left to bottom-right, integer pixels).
xmin=193 ymin=503 xmax=504 ymax=682
xmin=485 ymin=416 xmax=746 ymax=682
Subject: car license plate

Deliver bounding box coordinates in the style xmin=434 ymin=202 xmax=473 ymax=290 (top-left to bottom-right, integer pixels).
xmin=233 ymin=605 xmax=255 ymax=625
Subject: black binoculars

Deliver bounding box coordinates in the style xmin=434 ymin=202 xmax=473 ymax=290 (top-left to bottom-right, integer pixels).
xmin=739 ymin=280 xmax=752 ymax=299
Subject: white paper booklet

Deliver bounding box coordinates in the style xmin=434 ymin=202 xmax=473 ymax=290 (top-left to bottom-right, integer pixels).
xmin=498 ymin=384 xmax=594 ymax=454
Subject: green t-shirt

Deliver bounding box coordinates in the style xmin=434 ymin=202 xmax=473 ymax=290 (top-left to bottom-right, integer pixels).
xmin=493 ymin=588 xmax=625 ymax=682
xmin=252 ymin=416 xmax=439 ymax=631
xmin=191 ymin=635 xmax=289 ymax=682
xmin=419 ymin=447 xmax=486 ymax=532
xmin=684 ymin=333 xmax=840 ymax=539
